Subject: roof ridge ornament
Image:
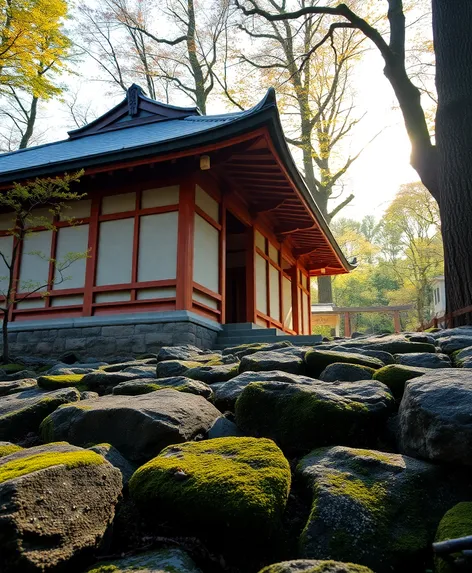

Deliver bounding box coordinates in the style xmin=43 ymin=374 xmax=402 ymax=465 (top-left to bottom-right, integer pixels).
xmin=127 ymin=84 xmax=145 ymax=117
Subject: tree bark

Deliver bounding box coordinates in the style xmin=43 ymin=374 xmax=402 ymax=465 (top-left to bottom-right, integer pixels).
xmin=317 ymin=275 xmax=333 ymax=303
xmin=18 ymin=95 xmax=38 ymax=149
xmin=433 ymin=0 xmax=472 ymax=323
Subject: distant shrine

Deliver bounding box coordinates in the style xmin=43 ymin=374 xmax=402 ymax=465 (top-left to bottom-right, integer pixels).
xmin=0 ymin=85 xmax=353 ymax=351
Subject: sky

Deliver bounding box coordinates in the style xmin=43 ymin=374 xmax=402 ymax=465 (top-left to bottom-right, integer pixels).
xmin=30 ymin=2 xmax=430 ymax=224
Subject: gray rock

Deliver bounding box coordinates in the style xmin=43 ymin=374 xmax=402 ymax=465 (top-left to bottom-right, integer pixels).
xmin=394 ymin=352 xmax=451 ymax=368
xmin=297 ymin=445 xmax=468 ymax=572
xmin=0 ymin=443 xmax=122 ymax=573
xmin=84 ymin=549 xmax=202 ymax=573
xmin=305 ymin=349 xmax=383 ymax=378
xmin=319 ymin=363 xmax=375 ymax=382
xmin=258 ymin=561 xmax=374 ymax=573
xmin=452 ymin=345 xmax=472 ymax=366
xmin=208 ymin=416 xmax=244 ymax=438
xmin=399 ymin=370 xmax=472 ymax=466
xmin=240 ymin=351 xmax=305 ymax=375
xmin=40 ymin=391 xmax=220 ymax=463
xmin=235 ymin=379 xmax=394 ymax=453
xmin=0 ymin=378 xmax=37 ymax=396
xmin=112 ymin=376 xmax=213 ymax=399
xmin=80 ymin=391 xmax=99 ymax=400
xmin=46 ymin=363 xmax=106 ymax=375
xmin=185 ymin=362 xmax=239 ymax=383
xmin=156 ymin=359 xmax=208 ymax=378
xmin=214 ymin=371 xmax=318 ymax=412
xmin=101 ymin=358 xmax=156 ymax=373
xmin=331 ymin=346 xmax=395 ymax=365
xmin=0 ymin=369 xmax=38 ymax=381
xmin=0 ymin=387 xmax=80 ymax=441
xmin=81 ymin=371 xmax=152 ymax=394
xmin=123 ymin=365 xmax=157 ymax=377
xmin=222 ymin=340 xmax=294 ymax=359
xmin=89 ymin=443 xmax=135 ymax=486
xmin=430 ymin=326 xmax=472 ymax=339
xmin=437 ymin=335 xmax=472 ymax=354
xmin=339 ymin=335 xmax=436 ymax=354
xmin=157 ymin=344 xmax=219 ymax=363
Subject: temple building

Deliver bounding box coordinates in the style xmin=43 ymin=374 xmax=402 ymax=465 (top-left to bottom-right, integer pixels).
xmin=0 ymin=85 xmax=353 ymax=353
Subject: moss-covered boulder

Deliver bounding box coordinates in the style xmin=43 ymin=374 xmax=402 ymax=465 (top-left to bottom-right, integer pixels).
xmin=0 ymin=443 xmax=122 ymax=572
xmin=40 ymin=390 xmax=220 ymax=463
xmin=452 ymin=345 xmax=472 ymax=366
xmin=222 ymin=340 xmax=294 ymax=360
xmin=434 ymin=502 xmax=472 ymax=573
xmin=258 ymin=560 xmax=374 ymax=573
xmin=394 ymin=352 xmax=451 ymax=369
xmin=156 ymin=359 xmax=211 ymax=378
xmin=214 ymin=371 xmax=316 ymax=412
xmin=0 ymin=442 xmax=22 ymax=458
xmin=240 ymin=350 xmax=305 ymax=375
xmin=88 ymin=443 xmax=135 ymax=487
xmin=0 ymin=378 xmax=37 ymax=396
xmin=438 ymin=335 xmax=472 ymax=354
xmin=364 ymin=337 xmax=437 ymax=354
xmin=399 ymin=370 xmax=472 ymax=466
xmin=319 ymin=363 xmax=375 ymax=382
xmin=235 ymin=380 xmax=394 ymax=453
xmin=373 ymin=364 xmax=429 ymax=401
xmin=85 ymin=548 xmax=202 ymax=573
xmin=100 ymin=358 xmax=156 ymax=373
xmin=81 ymin=371 xmax=152 ymax=394
xmin=37 ymin=373 xmax=85 ymax=390
xmin=157 ymin=344 xmax=220 ymax=363
xmin=112 ymin=376 xmax=213 ymax=399
xmin=305 ymin=349 xmax=383 ymax=378
xmin=129 ymin=437 xmax=291 ymax=542
xmin=185 ymin=362 xmax=239 ymax=383
xmin=330 ymin=346 xmax=395 ymax=365
xmin=297 ymin=446 xmax=469 ymax=573
xmin=0 ymin=387 xmax=80 ymax=441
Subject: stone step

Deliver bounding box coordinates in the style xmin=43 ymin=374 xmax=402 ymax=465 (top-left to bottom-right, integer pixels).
xmin=217 ymin=328 xmax=282 ymax=341
xmin=220 ymin=322 xmax=265 ymax=331
xmin=214 ymin=333 xmax=322 ymax=350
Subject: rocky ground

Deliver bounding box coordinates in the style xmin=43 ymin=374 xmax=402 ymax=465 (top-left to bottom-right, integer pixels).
xmin=1 ymin=327 xmax=472 ymax=572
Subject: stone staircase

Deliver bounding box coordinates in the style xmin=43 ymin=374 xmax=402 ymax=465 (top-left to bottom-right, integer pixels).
xmin=214 ymin=322 xmax=322 ymax=350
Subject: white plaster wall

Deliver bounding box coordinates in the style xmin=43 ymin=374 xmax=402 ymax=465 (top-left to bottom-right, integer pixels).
xmin=269 ymin=264 xmax=280 ymax=321
xmin=19 ymin=230 xmax=52 ymax=290
xmin=17 ymin=298 xmax=45 ymax=309
xmin=96 ymin=219 xmax=134 ymax=286
xmin=195 ymin=185 xmax=219 ymax=221
xmin=255 ymin=253 xmax=267 ymax=315
xmin=142 ymin=186 xmax=179 ymax=208
xmin=137 ymin=287 xmax=176 ymax=300
xmin=51 ymin=295 xmax=84 ymax=307
xmin=303 ymin=292 xmax=310 ymax=334
xmin=95 ymin=291 xmax=131 ymax=303
xmin=0 ymin=235 xmax=13 ymax=294
xmin=283 ymin=276 xmax=293 ymax=330
xmin=193 ymin=214 xmax=219 ymax=293
xmin=269 ymin=243 xmax=279 ymax=263
xmin=102 ymin=192 xmax=136 ymax=214
xmin=255 ymin=230 xmax=266 ymax=252
xmin=193 ymin=290 xmax=218 ymax=310
xmin=138 ymin=212 xmax=178 ymax=281
xmin=59 ymin=200 xmax=92 ymax=221
xmin=54 ymin=224 xmax=89 ymax=289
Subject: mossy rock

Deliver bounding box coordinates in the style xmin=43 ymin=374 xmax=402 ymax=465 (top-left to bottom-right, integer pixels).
xmin=85 ymin=548 xmax=201 ymax=572
xmin=0 ymin=387 xmax=81 ymax=441
xmin=319 ymin=363 xmax=375 ymax=383
xmin=0 ymin=363 xmax=26 ymax=374
xmin=112 ymin=376 xmax=213 ymax=400
xmin=222 ymin=340 xmax=294 ymax=360
xmin=258 ymin=560 xmax=374 ymax=573
xmin=156 ymin=360 xmax=209 ymax=378
xmin=297 ymin=445 xmax=470 ymax=573
xmin=235 ymin=380 xmax=394 ymax=454
xmin=373 ymin=364 xmax=429 ymax=401
xmin=37 ymin=374 xmax=86 ymax=390
xmin=129 ymin=436 xmax=291 ymax=542
xmin=185 ymin=362 xmax=240 ymax=383
xmin=0 ymin=442 xmax=23 ymax=458
xmin=434 ymin=502 xmax=472 ymax=573
xmin=240 ymin=351 xmax=305 ymax=376
xmin=304 ymin=349 xmax=383 ymax=378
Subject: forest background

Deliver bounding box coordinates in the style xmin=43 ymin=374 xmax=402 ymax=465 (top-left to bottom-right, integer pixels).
xmin=0 ymin=0 xmax=442 ymax=333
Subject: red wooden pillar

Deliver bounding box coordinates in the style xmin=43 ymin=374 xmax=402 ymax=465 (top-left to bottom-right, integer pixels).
xmin=220 ymin=200 xmax=227 ymax=324
xmin=291 ymin=264 xmax=300 ymax=334
xmin=393 ymin=310 xmax=401 ymax=333
xmin=176 ymin=178 xmax=195 ymax=311
xmin=83 ymin=194 xmax=100 ymax=316
xmin=245 ymin=226 xmax=256 ymax=323
xmin=344 ymin=312 xmax=351 ymax=337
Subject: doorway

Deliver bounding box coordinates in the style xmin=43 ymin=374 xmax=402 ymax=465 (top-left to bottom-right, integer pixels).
xmin=225 ymin=211 xmax=248 ymax=323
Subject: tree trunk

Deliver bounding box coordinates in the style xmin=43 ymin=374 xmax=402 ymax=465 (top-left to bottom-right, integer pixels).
xmin=19 ymin=96 xmax=38 ymax=149
xmin=317 ymin=275 xmax=333 ymax=303
xmin=433 ymin=0 xmax=472 ymax=324
xmin=2 ymin=311 xmax=9 ymax=363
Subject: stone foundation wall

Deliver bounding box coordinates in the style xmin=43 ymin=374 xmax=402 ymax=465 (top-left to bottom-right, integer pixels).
xmin=2 ymin=311 xmax=220 ymax=359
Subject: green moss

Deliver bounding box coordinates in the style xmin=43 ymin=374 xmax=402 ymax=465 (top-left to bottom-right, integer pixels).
xmin=0 ymin=444 xmax=23 ymax=458
xmin=260 ymin=562 xmax=373 ymax=573
xmin=129 ymin=437 xmax=291 ymax=537
xmin=348 ymin=449 xmax=395 ymax=464
xmin=235 ymin=383 xmax=376 ymax=454
xmin=304 ymin=349 xmax=383 ymax=378
xmin=373 ymin=364 xmax=426 ymax=401
xmin=0 ymin=363 xmax=25 ymax=373
xmin=39 ymin=415 xmax=55 ymax=442
xmin=323 ymin=471 xmax=387 ymax=513
xmin=434 ymin=502 xmax=472 ymax=573
xmin=37 ymin=374 xmax=85 ymax=390
xmin=85 ymin=566 xmax=118 ymax=573
xmin=0 ymin=449 xmax=104 ymax=484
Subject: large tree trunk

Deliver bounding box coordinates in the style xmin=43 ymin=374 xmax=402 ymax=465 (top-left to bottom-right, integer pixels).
xmin=317 ymin=275 xmax=333 ymax=303
xmin=433 ymin=0 xmax=472 ymax=324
